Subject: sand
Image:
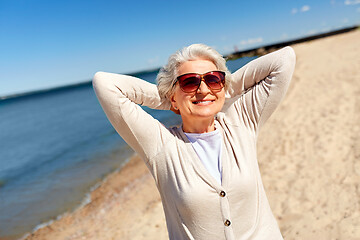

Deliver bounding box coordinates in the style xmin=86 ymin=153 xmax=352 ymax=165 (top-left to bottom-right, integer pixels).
xmin=22 ymin=29 xmax=360 ymax=240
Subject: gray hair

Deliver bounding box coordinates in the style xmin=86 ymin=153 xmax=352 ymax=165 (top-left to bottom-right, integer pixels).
xmin=157 ymin=43 xmax=232 ymax=99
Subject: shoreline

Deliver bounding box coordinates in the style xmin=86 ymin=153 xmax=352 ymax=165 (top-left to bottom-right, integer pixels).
xmin=20 ymin=154 xmax=167 ymax=240
xmin=16 ymin=29 xmax=360 ymax=240
xmin=225 ymin=25 xmax=358 ymax=59
xmin=24 ymin=154 xmax=134 ymax=239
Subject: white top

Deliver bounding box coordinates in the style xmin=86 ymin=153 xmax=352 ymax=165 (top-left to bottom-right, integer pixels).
xmin=184 ymin=129 xmax=222 ymax=184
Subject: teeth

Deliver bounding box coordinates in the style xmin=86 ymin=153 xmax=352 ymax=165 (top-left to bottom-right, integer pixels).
xmin=193 ymin=100 xmax=213 ymax=104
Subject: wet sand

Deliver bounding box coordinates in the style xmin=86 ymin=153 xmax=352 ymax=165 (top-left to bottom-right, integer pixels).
xmin=22 ymin=29 xmax=360 ymax=240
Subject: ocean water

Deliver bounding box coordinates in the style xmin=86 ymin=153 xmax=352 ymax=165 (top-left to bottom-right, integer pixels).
xmin=0 ymin=56 xmax=256 ymax=239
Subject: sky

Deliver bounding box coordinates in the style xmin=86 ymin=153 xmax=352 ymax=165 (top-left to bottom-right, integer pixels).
xmin=0 ymin=0 xmax=359 ymax=97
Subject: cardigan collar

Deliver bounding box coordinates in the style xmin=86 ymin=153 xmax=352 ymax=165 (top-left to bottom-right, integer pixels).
xmin=177 ymin=119 xmax=229 ymax=190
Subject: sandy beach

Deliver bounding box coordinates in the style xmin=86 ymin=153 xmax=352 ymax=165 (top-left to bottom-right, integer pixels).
xmin=21 ymin=29 xmax=360 ymax=240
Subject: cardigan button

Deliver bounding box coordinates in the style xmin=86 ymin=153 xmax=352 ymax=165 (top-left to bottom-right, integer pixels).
xmin=219 ymin=191 xmax=226 ymax=197
xmin=224 ymin=219 xmax=231 ymax=226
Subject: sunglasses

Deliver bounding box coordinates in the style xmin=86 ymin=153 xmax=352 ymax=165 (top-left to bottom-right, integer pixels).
xmin=174 ymin=71 xmax=225 ymax=93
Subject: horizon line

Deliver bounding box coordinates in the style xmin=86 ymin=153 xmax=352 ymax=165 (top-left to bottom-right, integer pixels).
xmin=1 ymin=25 xmax=358 ymax=101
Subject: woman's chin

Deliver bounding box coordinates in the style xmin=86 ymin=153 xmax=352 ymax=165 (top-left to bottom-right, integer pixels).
xmin=189 ymin=109 xmax=220 ymax=119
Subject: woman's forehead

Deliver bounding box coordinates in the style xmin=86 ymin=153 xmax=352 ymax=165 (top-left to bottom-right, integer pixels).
xmin=178 ymin=59 xmax=217 ymax=76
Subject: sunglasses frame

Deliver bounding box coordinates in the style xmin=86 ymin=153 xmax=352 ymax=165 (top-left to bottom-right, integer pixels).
xmin=174 ymin=70 xmax=226 ymax=93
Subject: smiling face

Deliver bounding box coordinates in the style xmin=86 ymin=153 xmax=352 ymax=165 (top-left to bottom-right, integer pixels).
xmin=171 ymin=59 xmax=225 ymax=133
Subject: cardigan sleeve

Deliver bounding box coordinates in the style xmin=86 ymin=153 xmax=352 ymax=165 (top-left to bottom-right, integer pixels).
xmin=224 ymin=46 xmax=296 ymax=131
xmin=92 ymin=71 xmax=172 ymax=161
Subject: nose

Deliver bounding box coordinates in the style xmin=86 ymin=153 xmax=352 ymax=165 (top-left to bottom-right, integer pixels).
xmin=197 ymin=79 xmax=211 ymax=94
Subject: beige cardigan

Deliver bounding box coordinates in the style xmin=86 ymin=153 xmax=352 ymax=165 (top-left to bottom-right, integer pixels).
xmin=93 ymin=47 xmax=296 ymax=240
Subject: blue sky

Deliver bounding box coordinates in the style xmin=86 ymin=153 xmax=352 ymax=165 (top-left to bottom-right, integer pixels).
xmin=0 ymin=0 xmax=359 ymax=96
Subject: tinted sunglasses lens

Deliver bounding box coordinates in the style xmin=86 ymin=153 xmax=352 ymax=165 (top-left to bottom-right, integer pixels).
xmin=177 ymin=71 xmax=225 ymax=93
xmin=203 ymin=72 xmax=225 ymax=90
xmin=178 ymin=75 xmax=201 ymax=92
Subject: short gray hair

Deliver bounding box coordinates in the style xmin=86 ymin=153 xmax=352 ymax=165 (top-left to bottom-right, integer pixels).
xmin=157 ymin=43 xmax=232 ymax=99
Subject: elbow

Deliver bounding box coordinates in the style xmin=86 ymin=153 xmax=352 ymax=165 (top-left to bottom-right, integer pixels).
xmin=275 ymin=46 xmax=296 ymax=74
xmin=283 ymin=46 xmax=296 ymax=68
xmin=92 ymin=71 xmax=111 ymax=93
xmin=92 ymin=71 xmax=113 ymax=98
xmin=92 ymin=71 xmax=105 ymax=87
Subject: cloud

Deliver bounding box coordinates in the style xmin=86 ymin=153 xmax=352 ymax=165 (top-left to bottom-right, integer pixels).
xmin=239 ymin=37 xmax=263 ymax=45
xmin=291 ymin=5 xmax=310 ymax=14
xmin=344 ymin=0 xmax=360 ymax=5
xmin=301 ymin=5 xmax=310 ymax=12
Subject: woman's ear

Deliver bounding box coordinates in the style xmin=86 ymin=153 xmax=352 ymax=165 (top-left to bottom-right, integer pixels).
xmin=170 ymin=95 xmax=181 ymax=115
xmin=170 ymin=94 xmax=177 ymax=109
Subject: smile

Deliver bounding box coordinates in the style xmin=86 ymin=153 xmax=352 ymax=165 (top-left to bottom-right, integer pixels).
xmin=192 ymin=100 xmax=214 ymax=104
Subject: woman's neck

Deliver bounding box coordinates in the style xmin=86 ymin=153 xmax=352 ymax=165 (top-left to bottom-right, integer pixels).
xmin=182 ymin=117 xmax=215 ymax=133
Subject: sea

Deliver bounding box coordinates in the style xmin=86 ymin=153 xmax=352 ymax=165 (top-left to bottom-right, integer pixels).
xmin=0 ymin=56 xmax=256 ymax=239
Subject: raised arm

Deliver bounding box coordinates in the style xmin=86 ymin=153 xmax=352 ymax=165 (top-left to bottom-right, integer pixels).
xmin=92 ymin=72 xmax=172 ymax=161
xmin=224 ymin=47 xmax=296 ymax=131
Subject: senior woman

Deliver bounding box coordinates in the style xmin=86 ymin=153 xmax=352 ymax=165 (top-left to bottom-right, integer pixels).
xmin=93 ymin=44 xmax=296 ymax=240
